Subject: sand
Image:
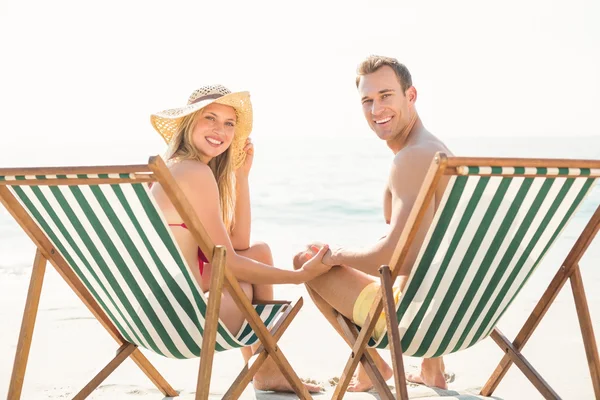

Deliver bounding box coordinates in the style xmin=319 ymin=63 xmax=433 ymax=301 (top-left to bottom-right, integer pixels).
xmin=1 ymin=247 xmax=598 ymax=400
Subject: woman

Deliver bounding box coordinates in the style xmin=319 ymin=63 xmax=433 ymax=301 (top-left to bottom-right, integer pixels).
xmin=150 ymin=84 xmax=329 ymax=392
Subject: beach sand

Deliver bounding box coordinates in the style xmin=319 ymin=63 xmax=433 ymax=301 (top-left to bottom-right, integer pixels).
xmin=1 ymin=240 xmax=598 ymax=400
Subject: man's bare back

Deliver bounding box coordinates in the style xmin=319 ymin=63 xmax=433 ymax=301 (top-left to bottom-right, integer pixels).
xmin=382 ymin=123 xmax=454 ymax=276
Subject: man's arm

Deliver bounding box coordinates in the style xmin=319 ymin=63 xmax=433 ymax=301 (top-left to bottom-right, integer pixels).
xmin=325 ymin=146 xmax=438 ymax=276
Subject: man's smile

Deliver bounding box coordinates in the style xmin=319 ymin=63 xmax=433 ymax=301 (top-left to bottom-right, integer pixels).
xmin=374 ymin=116 xmax=393 ymax=125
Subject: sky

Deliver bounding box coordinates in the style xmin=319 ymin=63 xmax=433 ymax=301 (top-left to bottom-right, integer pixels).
xmin=0 ymin=0 xmax=599 ymax=166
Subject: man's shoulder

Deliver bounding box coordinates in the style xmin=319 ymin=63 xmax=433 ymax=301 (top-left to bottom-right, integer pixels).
xmin=387 ymin=136 xmax=448 ymax=197
xmin=394 ymin=137 xmax=449 ymax=167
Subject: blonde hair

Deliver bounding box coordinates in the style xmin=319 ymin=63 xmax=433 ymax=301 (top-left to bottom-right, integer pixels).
xmin=165 ymin=109 xmax=236 ymax=232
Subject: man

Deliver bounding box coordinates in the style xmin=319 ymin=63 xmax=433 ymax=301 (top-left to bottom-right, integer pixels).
xmin=295 ymin=55 xmax=453 ymax=391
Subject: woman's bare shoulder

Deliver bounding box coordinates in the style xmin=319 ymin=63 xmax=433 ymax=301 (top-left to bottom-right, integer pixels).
xmin=169 ymin=160 xmax=213 ymax=180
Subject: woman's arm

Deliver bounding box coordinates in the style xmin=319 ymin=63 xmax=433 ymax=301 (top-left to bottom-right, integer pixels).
xmin=171 ymin=161 xmax=330 ymax=285
xmin=229 ymin=172 xmax=251 ymax=250
xmin=229 ymin=139 xmax=252 ymax=250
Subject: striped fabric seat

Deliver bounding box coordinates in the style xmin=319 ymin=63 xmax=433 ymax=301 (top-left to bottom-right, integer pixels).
xmin=362 ymin=166 xmax=598 ymax=357
xmin=4 ymin=175 xmax=285 ymax=359
xmin=2 ymin=159 xmax=313 ymax=400
xmin=329 ymin=156 xmax=600 ymax=400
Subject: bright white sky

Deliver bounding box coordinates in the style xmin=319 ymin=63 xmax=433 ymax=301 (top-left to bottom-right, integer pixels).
xmin=0 ymin=0 xmax=599 ymax=166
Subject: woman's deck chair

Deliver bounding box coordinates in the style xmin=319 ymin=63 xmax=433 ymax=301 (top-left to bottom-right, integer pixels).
xmin=331 ymin=154 xmax=600 ymax=400
xmin=0 ymin=156 xmax=312 ymax=400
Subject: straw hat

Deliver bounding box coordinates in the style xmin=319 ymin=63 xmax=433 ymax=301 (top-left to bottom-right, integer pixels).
xmin=150 ymin=84 xmax=253 ymax=169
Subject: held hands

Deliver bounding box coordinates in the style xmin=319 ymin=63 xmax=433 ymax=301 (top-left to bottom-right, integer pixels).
xmin=298 ymin=245 xmax=332 ymax=282
xmin=236 ymin=138 xmax=254 ymax=178
xmin=302 ymin=242 xmax=339 ymax=267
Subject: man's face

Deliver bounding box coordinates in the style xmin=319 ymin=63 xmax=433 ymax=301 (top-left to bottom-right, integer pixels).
xmin=358 ymin=66 xmax=414 ymax=142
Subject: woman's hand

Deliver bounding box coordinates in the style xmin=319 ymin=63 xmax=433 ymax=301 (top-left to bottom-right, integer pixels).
xmin=302 ymin=242 xmax=341 ymax=267
xmin=298 ymin=245 xmax=332 ymax=282
xmin=236 ymin=138 xmax=254 ymax=178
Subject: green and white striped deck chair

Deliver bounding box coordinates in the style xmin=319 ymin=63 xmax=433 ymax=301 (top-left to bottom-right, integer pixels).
xmin=333 ymin=154 xmax=600 ymax=400
xmin=0 ymin=156 xmax=312 ymax=400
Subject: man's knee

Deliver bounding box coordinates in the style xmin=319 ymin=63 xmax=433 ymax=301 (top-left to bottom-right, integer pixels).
xmin=250 ymin=241 xmax=273 ymax=265
xmin=293 ymin=250 xmax=309 ymax=271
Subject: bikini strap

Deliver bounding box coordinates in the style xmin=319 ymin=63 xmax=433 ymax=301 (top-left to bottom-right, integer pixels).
xmin=168 ymin=223 xmax=188 ymax=229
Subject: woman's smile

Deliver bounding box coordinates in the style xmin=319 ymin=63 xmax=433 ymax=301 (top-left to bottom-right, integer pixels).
xmin=205 ymin=135 xmax=224 ymax=147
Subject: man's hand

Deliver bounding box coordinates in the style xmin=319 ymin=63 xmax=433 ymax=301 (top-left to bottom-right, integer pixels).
xmin=300 ymin=242 xmax=341 ymax=267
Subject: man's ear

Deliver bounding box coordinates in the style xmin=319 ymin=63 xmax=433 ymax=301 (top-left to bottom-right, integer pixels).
xmin=406 ymin=86 xmax=417 ymax=103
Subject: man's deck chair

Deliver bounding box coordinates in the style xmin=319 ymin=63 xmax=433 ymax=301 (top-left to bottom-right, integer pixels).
xmin=331 ymin=154 xmax=600 ymax=400
xmin=0 ymin=156 xmax=313 ymax=400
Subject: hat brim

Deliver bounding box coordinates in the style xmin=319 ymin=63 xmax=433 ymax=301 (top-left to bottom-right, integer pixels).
xmin=150 ymin=91 xmax=252 ymax=170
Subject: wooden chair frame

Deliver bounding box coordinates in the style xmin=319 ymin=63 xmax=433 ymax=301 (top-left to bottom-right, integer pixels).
xmin=1 ymin=156 xmax=311 ymax=400
xmin=331 ymin=153 xmax=600 ymax=400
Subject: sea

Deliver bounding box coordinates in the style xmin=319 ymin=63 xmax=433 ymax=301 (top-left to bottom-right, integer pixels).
xmin=1 ymin=135 xmax=599 ymax=294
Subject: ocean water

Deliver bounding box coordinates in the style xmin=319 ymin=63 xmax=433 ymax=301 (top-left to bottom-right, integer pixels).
xmin=0 ymin=135 xmax=599 ymax=278
xmin=249 ymin=135 xmax=600 ymax=267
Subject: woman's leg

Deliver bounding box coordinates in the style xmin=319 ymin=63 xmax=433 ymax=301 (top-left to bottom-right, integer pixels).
xmin=293 ymin=253 xmax=393 ymax=391
xmin=239 ymin=241 xmax=274 ymax=303
xmin=236 ymin=241 xmax=273 ymax=366
xmin=235 ymin=242 xmax=321 ymax=392
xmin=217 ymin=281 xmax=253 ymax=336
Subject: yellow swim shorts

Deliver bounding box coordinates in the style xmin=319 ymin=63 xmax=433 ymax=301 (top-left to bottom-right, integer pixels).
xmin=352 ymin=282 xmax=401 ymax=341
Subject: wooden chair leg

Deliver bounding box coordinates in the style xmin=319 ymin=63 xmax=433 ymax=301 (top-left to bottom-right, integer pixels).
xmin=0 ymin=182 xmax=177 ymax=398
xmin=223 ymin=298 xmax=301 ymax=400
xmin=570 ymin=266 xmax=600 ymax=398
xmin=8 ymin=249 xmax=47 ymax=400
xmin=129 ymin=349 xmax=178 ymax=397
xmin=336 ymin=314 xmax=394 ymax=400
xmin=331 ymin=298 xmax=385 ymax=400
xmin=73 ymin=343 xmax=137 ymax=400
xmin=238 ymin=318 xmax=312 ymax=400
xmin=380 ymin=265 xmax=409 ymax=400
xmin=222 ymin=278 xmax=312 ymax=399
xmin=482 ymin=204 xmax=600 ymax=396
xmin=490 ymin=329 xmax=561 ymax=399
xmin=481 ymin=271 xmax=566 ymax=395
xmin=196 ymin=246 xmax=227 ymax=400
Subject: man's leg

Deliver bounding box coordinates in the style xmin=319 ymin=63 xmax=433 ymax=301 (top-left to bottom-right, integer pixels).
xmin=295 ymin=250 xmax=447 ymax=390
xmin=308 ymin=281 xmax=394 ymax=391
xmin=391 ymin=276 xmax=447 ymax=389
xmin=406 ymin=359 xmax=447 ymax=389
xmin=293 ymin=253 xmax=392 ymax=391
xmin=237 ymin=242 xmax=322 ymax=393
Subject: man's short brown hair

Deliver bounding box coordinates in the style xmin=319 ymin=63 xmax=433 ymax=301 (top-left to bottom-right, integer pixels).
xmin=356 ymin=55 xmax=413 ymax=92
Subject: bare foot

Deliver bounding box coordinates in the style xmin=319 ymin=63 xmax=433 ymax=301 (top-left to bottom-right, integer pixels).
xmin=405 ymin=360 xmax=448 ymax=389
xmin=253 ymin=371 xmax=323 ymax=393
xmin=347 ymin=361 xmax=394 ymax=392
